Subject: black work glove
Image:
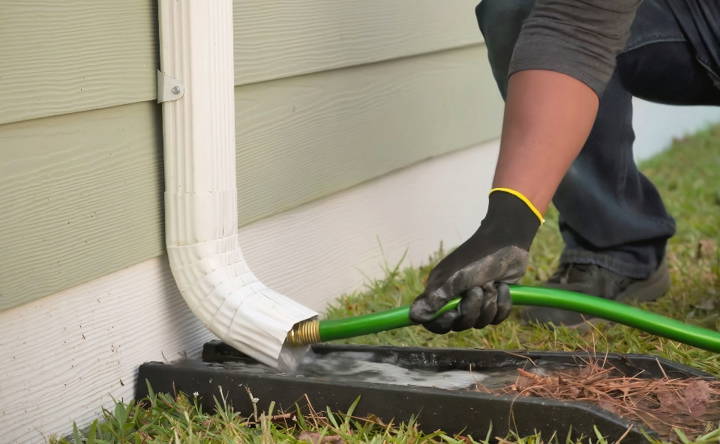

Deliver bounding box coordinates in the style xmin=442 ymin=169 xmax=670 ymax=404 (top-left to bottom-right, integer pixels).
xmin=410 ymin=189 xmax=542 ymax=333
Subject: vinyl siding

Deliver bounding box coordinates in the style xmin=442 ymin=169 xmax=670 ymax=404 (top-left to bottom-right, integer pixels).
xmin=0 ymin=1 xmax=502 ymax=310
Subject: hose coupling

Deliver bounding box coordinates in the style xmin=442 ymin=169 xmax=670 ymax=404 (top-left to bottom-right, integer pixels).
xmin=286 ymin=318 xmax=321 ymax=346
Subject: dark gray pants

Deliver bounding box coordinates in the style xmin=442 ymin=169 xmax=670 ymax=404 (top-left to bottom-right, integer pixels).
xmin=476 ymin=0 xmax=720 ymax=278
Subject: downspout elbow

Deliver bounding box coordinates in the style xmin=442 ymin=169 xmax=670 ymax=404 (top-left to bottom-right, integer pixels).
xmin=158 ymin=0 xmax=317 ymax=368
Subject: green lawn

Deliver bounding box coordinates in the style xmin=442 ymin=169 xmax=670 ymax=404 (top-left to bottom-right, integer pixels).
xmin=53 ymin=126 xmax=720 ymax=443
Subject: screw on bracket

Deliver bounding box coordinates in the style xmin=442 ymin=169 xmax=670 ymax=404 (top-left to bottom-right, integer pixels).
xmin=157 ymin=70 xmax=185 ymax=103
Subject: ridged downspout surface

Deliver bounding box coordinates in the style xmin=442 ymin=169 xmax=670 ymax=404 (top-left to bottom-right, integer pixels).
xmin=158 ymin=0 xmax=317 ymax=368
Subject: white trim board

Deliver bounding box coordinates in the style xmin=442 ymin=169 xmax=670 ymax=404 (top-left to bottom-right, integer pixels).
xmin=0 ymin=140 xmax=499 ymax=443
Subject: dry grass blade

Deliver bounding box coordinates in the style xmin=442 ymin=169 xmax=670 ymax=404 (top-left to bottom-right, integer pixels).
xmin=297 ymin=431 xmax=346 ymax=444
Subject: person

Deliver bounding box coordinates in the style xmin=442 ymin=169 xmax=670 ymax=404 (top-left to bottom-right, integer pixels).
xmin=410 ymin=0 xmax=720 ymax=333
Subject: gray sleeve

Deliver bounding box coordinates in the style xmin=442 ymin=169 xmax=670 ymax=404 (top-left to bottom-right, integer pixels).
xmin=508 ymin=0 xmax=641 ymax=96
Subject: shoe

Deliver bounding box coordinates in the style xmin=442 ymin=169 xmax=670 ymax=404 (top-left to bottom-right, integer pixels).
xmin=521 ymin=259 xmax=670 ymax=326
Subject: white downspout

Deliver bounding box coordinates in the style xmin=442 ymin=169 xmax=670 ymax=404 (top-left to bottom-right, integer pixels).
xmin=158 ymin=0 xmax=317 ymax=369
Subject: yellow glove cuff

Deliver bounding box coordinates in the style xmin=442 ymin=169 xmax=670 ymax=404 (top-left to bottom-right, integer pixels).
xmin=490 ymin=187 xmax=545 ymax=224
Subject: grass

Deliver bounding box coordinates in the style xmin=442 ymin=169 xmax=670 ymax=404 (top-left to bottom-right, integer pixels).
xmin=325 ymin=126 xmax=720 ymax=377
xmin=52 ymin=126 xmax=720 ymax=443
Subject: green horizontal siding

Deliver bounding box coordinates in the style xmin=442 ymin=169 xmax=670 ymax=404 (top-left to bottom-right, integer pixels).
xmin=233 ymin=0 xmax=482 ymax=85
xmin=0 ymin=103 xmax=164 ymax=310
xmin=0 ymin=46 xmax=502 ymax=310
xmin=0 ymin=0 xmax=502 ymax=310
xmin=234 ymin=45 xmax=502 ymax=225
xmin=0 ymin=0 xmax=482 ymax=125
xmin=0 ymin=0 xmax=158 ymax=125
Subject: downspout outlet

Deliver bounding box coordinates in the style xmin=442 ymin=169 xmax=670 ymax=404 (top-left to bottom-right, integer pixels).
xmin=158 ymin=0 xmax=318 ymax=369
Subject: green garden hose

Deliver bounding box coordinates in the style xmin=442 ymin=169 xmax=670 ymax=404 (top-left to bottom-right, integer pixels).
xmin=287 ymin=285 xmax=720 ymax=352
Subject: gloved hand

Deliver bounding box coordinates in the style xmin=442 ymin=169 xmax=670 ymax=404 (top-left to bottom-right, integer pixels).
xmin=410 ymin=189 xmax=542 ymax=333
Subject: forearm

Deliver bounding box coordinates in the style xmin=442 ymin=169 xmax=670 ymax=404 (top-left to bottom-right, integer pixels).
xmin=492 ymin=70 xmax=599 ymax=213
xmin=492 ymin=0 xmax=641 ymax=214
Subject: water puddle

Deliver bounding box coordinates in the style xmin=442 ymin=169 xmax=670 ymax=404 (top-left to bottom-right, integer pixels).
xmin=214 ymin=351 xmax=572 ymax=391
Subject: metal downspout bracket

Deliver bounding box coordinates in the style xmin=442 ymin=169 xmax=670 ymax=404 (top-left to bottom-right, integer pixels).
xmin=157 ymin=70 xmax=184 ymax=103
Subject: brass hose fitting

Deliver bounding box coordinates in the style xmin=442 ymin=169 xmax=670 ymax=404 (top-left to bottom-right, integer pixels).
xmin=286 ymin=318 xmax=321 ymax=346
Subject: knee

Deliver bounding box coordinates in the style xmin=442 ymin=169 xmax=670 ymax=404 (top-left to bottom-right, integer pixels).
xmin=475 ymin=0 xmax=533 ymax=46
